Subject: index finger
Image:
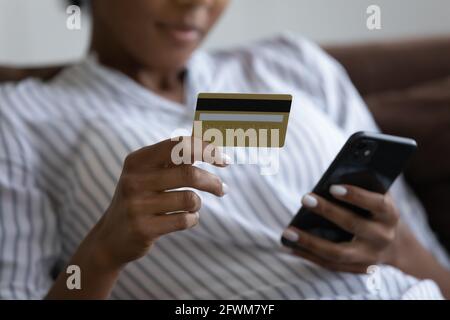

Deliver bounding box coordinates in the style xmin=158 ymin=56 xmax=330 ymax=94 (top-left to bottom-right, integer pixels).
xmin=127 ymin=136 xmax=231 ymax=169
xmin=329 ymin=184 xmax=399 ymax=224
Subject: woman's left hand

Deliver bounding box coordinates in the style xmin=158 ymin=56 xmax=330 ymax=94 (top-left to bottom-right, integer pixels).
xmin=282 ymin=184 xmax=403 ymax=273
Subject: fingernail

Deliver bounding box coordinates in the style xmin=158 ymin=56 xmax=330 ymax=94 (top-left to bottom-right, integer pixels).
xmin=282 ymin=228 xmax=299 ymax=242
xmin=330 ymin=185 xmax=347 ymax=196
xmin=222 ymin=182 xmax=229 ymax=195
xmin=302 ymin=194 xmax=318 ymax=208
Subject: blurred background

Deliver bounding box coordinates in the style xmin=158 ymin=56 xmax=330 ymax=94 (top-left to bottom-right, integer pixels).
xmin=1 ymin=0 xmax=450 ymax=66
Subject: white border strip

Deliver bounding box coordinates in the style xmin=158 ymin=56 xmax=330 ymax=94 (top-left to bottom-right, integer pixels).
xmin=199 ymin=113 xmax=284 ymax=122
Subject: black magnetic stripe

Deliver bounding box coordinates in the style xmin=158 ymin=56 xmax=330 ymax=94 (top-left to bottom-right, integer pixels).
xmin=196 ymin=98 xmax=291 ymax=112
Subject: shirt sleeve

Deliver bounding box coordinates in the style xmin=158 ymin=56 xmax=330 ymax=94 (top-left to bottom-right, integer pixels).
xmin=261 ymin=32 xmax=382 ymax=137
xmin=0 ymin=90 xmax=61 ymax=299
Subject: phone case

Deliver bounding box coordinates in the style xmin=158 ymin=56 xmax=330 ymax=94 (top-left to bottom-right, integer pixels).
xmin=282 ymin=131 xmax=417 ymax=244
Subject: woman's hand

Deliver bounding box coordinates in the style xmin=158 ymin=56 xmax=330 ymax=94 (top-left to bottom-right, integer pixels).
xmin=47 ymin=136 xmax=229 ymax=299
xmin=90 ymin=136 xmax=229 ymax=269
xmin=282 ymin=185 xmax=402 ymax=273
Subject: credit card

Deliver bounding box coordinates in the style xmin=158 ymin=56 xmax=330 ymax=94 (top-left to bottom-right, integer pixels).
xmin=193 ymin=93 xmax=292 ymax=147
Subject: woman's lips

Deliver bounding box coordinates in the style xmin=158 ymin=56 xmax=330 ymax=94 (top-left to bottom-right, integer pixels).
xmin=168 ymin=27 xmax=201 ymax=42
xmin=156 ymin=22 xmax=202 ymax=43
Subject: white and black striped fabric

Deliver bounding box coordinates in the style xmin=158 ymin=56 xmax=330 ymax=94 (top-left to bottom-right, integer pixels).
xmin=1 ymin=33 xmax=449 ymax=300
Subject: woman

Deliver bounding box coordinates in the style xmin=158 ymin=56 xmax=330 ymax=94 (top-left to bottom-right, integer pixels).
xmin=0 ymin=0 xmax=449 ymax=299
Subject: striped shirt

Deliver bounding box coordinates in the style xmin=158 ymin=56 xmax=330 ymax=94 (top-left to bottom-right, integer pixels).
xmin=1 ymin=33 xmax=449 ymax=300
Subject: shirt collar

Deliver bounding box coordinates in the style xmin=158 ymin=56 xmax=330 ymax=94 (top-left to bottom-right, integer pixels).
xmin=81 ymin=51 xmax=208 ymax=114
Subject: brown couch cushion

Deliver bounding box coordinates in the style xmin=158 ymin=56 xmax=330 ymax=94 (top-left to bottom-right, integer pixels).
xmin=366 ymin=77 xmax=450 ymax=251
xmin=325 ymin=37 xmax=450 ymax=96
xmin=0 ymin=66 xmax=62 ymax=82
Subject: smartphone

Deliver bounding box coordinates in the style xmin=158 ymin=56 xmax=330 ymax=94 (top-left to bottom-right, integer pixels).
xmin=281 ymin=131 xmax=417 ymax=245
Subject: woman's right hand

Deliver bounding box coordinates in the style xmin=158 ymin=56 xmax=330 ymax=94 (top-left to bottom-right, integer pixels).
xmin=88 ymin=136 xmax=229 ymax=270
xmin=46 ymin=137 xmax=229 ymax=299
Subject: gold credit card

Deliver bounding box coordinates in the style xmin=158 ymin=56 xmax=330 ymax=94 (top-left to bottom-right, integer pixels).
xmin=193 ymin=93 xmax=292 ymax=148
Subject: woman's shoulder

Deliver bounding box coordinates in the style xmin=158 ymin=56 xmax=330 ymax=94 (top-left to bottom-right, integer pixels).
xmin=0 ymin=78 xmax=45 ymax=120
xmin=0 ymin=63 xmax=87 ymax=124
xmin=208 ymin=32 xmax=338 ymax=69
xmin=203 ymin=32 xmax=346 ymax=88
xmin=0 ymin=77 xmax=53 ymax=134
xmin=0 ymin=63 xmax=95 ymax=174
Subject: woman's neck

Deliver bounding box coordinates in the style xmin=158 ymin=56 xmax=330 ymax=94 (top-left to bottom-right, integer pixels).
xmin=90 ymin=28 xmax=186 ymax=104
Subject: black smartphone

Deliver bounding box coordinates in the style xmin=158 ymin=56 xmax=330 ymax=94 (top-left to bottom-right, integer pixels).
xmin=281 ymin=131 xmax=417 ymax=245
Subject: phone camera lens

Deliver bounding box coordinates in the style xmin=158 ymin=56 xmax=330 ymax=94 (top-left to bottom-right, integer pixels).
xmin=357 ymin=142 xmax=367 ymax=150
xmin=350 ymin=139 xmax=376 ymax=163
